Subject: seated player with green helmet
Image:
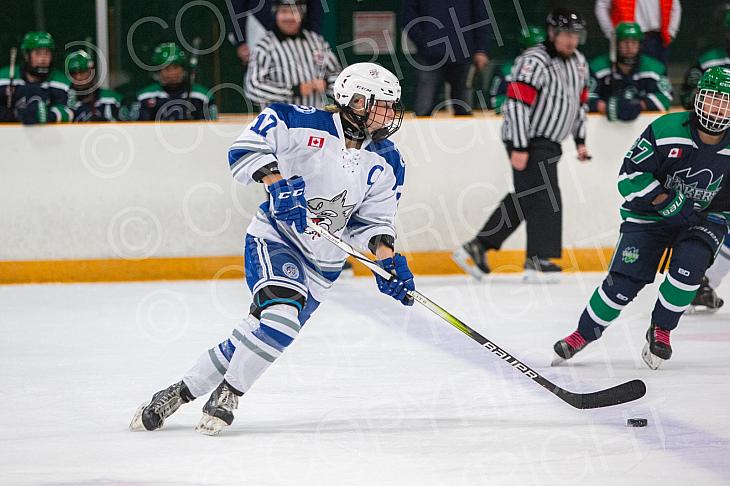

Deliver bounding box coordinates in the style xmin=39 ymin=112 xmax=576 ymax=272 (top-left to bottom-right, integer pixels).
xmin=681 ymin=10 xmax=730 ymax=109
xmin=66 ymin=50 xmax=123 ymax=122
xmin=588 ymin=22 xmax=672 ymax=122
xmin=0 ymin=31 xmax=74 ymax=124
xmin=488 ymin=25 xmax=545 ymax=114
xmin=553 ymin=66 xmax=730 ymax=370
xmin=133 ymin=42 xmax=217 ymax=121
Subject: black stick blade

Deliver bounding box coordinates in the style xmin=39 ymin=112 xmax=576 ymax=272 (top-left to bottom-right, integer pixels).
xmin=557 ymin=379 xmax=647 ymax=409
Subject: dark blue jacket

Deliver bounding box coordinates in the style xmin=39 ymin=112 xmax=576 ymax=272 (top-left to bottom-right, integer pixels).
xmin=227 ymin=0 xmax=323 ymax=46
xmin=401 ymin=0 xmax=491 ymax=64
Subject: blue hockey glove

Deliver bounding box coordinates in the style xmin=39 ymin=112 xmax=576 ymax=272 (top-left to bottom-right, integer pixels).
xmin=268 ymin=176 xmax=307 ymax=233
xmin=655 ymin=190 xmax=699 ymax=226
xmin=375 ymin=253 xmax=415 ymax=306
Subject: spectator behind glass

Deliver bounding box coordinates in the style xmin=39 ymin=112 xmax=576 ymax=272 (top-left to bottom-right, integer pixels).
xmin=65 ymin=50 xmax=123 ymax=122
xmin=0 ymin=31 xmax=73 ymax=124
xmin=401 ymin=0 xmax=492 ymax=116
xmin=488 ymin=26 xmax=546 ymax=114
xmin=681 ymin=9 xmax=730 ymax=109
xmin=227 ymin=0 xmax=323 ymax=65
xmin=132 ymin=43 xmax=217 ymax=121
xmin=245 ymin=0 xmax=341 ymax=109
xmin=594 ymin=0 xmax=682 ymax=66
xmin=588 ymin=22 xmax=672 ymax=122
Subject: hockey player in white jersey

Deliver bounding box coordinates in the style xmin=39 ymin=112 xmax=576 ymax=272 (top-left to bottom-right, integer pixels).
xmin=130 ymin=62 xmax=414 ymax=435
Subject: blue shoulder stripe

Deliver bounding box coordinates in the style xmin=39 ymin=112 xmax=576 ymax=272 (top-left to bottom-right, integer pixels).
xmin=365 ymin=140 xmax=405 ymax=193
xmin=268 ymin=103 xmax=338 ymax=138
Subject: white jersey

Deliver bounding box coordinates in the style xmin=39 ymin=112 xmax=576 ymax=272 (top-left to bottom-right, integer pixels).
xmin=228 ymin=103 xmax=405 ymax=289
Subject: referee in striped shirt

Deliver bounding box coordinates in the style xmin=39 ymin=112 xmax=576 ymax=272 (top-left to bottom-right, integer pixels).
xmin=453 ymin=8 xmax=592 ymax=281
xmin=245 ymin=0 xmax=341 ymax=109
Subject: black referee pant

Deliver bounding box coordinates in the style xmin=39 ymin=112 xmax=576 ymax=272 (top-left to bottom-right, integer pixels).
xmin=475 ymin=138 xmax=563 ymax=261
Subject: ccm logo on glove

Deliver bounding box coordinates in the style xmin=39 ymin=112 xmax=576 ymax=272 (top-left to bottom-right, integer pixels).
xmin=268 ymin=176 xmax=308 ymax=233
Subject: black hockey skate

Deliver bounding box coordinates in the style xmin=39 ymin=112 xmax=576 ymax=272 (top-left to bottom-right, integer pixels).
xmin=687 ymin=277 xmax=724 ymax=314
xmin=196 ymin=381 xmax=242 ymax=436
xmin=524 ymin=257 xmax=562 ymax=284
xmin=130 ymin=380 xmax=194 ymax=431
xmin=551 ymin=330 xmax=589 ymax=366
xmin=452 ymin=239 xmax=490 ymax=280
xmin=641 ymin=323 xmax=672 ymax=370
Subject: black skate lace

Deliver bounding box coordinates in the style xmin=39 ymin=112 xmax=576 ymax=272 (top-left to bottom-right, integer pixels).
xmin=152 ymin=384 xmax=180 ymax=415
xmin=219 ymin=387 xmax=237 ymax=410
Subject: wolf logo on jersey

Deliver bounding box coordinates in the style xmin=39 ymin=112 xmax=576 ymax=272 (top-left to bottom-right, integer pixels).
xmin=228 ymin=102 xmax=405 ymax=300
xmin=307 ymin=190 xmax=355 ymax=236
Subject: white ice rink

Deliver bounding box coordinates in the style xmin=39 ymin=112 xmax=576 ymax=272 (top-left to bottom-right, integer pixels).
xmin=1 ymin=274 xmax=729 ymax=485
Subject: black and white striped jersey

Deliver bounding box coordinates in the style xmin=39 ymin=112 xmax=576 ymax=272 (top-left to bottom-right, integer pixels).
xmin=245 ymin=29 xmax=341 ymax=109
xmin=501 ymin=43 xmax=589 ymax=150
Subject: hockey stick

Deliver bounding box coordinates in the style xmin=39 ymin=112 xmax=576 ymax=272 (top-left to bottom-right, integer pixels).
xmin=307 ymin=220 xmax=647 ymax=409
xmin=188 ymin=37 xmax=201 ymax=88
xmin=186 ymin=37 xmax=201 ymax=120
xmin=6 ymin=47 xmax=17 ymax=110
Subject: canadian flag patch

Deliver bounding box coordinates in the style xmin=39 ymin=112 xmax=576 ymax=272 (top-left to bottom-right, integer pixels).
xmin=307 ymin=136 xmax=325 ymax=148
xmin=668 ymin=147 xmax=682 ymax=158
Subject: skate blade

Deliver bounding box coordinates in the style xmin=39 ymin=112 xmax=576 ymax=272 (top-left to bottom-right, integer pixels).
xmin=195 ymin=414 xmax=229 ymax=436
xmin=686 ymin=305 xmax=720 ymax=315
xmin=641 ymin=343 xmax=665 ymax=370
xmin=550 ymin=352 xmax=567 ymax=367
xmin=451 ymin=248 xmax=485 ymax=281
xmin=524 ymin=269 xmax=561 ymax=284
xmin=129 ymin=402 xmax=149 ymax=431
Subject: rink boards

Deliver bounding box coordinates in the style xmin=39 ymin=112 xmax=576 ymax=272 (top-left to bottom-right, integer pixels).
xmin=0 ymin=113 xmax=657 ymax=283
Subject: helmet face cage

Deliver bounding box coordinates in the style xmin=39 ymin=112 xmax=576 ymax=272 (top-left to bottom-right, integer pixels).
xmin=334 ymin=63 xmax=403 ymax=141
xmin=695 ymin=89 xmax=730 ymax=132
xmin=343 ymin=93 xmax=404 ymax=142
xmin=367 ymin=99 xmax=404 ymax=141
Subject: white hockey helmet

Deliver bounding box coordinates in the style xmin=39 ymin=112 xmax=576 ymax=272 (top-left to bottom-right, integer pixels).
xmin=333 ymin=62 xmax=403 ymax=141
xmin=333 ymin=62 xmax=401 ymax=106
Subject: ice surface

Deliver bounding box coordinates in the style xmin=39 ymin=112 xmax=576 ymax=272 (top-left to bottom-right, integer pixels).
xmin=1 ymin=274 xmax=729 ymax=485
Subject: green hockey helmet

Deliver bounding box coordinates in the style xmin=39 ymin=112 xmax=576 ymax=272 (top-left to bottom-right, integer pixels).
xmin=66 ymin=50 xmax=94 ymax=74
xmin=695 ymin=66 xmax=730 ymax=132
xmin=519 ymin=26 xmax=547 ymax=49
xmin=615 ymin=22 xmax=643 ymax=42
xmin=152 ymin=42 xmax=187 ymax=68
xmin=21 ymin=31 xmax=55 ymax=53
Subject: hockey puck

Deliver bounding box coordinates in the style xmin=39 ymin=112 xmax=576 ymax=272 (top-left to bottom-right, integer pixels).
xmin=627 ymin=418 xmax=648 ymax=427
